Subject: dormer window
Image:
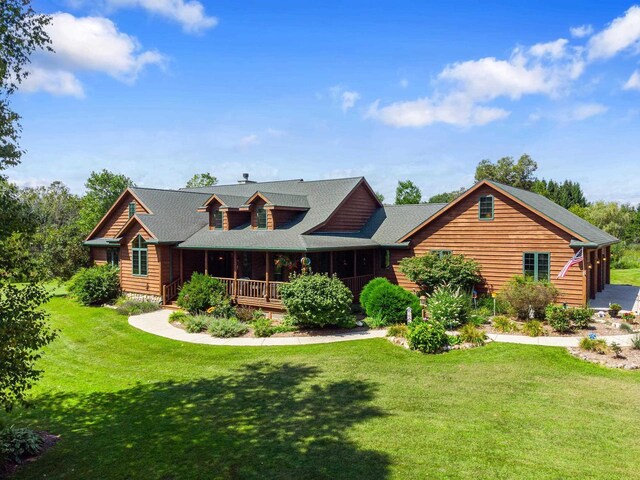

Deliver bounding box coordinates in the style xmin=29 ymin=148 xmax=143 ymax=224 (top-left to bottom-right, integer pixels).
xmin=128 ymin=202 xmax=136 ymax=218
xmin=212 ymin=210 xmax=223 ymax=229
xmin=478 ymin=195 xmax=494 ymax=220
xmin=256 ymin=206 xmax=267 ymax=229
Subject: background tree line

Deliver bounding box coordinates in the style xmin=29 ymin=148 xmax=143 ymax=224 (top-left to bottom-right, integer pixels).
xmin=391 ymin=154 xmax=640 ymax=247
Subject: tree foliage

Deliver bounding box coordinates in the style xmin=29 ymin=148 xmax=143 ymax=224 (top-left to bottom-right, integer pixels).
xmin=1 ymin=1 xmax=52 ymax=170
xmin=569 ymin=201 xmax=634 ymax=240
xmin=0 ymin=282 xmax=56 ymax=411
xmin=78 ymin=170 xmax=135 ymax=233
xmin=395 ymin=180 xmax=422 ymax=205
xmin=399 ymin=253 xmax=482 ymax=294
xmin=474 ymin=154 xmax=538 ymax=190
xmin=531 ymin=179 xmax=587 ymax=209
xmin=185 ymin=173 xmax=218 ymax=188
xmin=427 ymin=187 xmax=466 ymax=203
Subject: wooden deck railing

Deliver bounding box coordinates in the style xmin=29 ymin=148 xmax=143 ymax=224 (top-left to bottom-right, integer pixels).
xmin=341 ymin=274 xmax=375 ymax=300
xmin=162 ymin=278 xmax=181 ymax=305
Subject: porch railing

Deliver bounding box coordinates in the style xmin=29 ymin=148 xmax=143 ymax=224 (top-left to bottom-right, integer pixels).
xmin=341 ymin=274 xmax=375 ymax=301
xmin=162 ymin=278 xmax=181 ymax=305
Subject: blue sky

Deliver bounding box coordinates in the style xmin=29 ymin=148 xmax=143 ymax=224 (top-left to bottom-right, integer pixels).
xmin=9 ymin=1 xmax=640 ymax=203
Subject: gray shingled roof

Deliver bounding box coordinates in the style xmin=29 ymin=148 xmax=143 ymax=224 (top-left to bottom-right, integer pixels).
xmin=206 ymin=194 xmax=247 ymax=209
xmin=487 ymin=181 xmax=619 ymax=247
xmin=364 ymin=203 xmax=447 ymax=245
xmin=244 ymin=191 xmax=310 ymax=209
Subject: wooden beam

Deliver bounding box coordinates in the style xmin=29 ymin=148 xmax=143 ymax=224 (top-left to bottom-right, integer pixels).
xmin=353 ymin=250 xmax=357 ymax=277
xmin=233 ymin=250 xmax=238 ymax=300
xmin=204 ymin=250 xmax=209 ymax=275
xmin=329 ymin=251 xmax=334 ymax=276
xmin=180 ymin=249 xmax=184 ymax=284
xmin=265 ymin=252 xmax=270 ymax=301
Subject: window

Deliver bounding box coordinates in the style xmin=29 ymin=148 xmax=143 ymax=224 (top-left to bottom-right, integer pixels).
xmin=132 ymin=235 xmax=148 ymax=276
xmin=212 ymin=210 xmax=223 ymax=229
xmin=106 ymin=248 xmax=119 ymax=266
xmin=128 ymin=202 xmax=136 ymax=218
xmin=478 ymin=195 xmax=494 ymax=220
xmin=523 ymin=252 xmax=550 ymax=281
xmin=431 ymin=249 xmax=452 ymax=258
xmin=256 ymin=206 xmax=267 ymax=229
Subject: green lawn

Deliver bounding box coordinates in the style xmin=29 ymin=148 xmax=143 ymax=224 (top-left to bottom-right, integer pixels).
xmin=611 ymin=268 xmax=640 ymax=286
xmin=3 ymin=297 xmax=640 ymax=479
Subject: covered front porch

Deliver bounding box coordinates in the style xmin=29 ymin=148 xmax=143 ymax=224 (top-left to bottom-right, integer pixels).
xmin=162 ymin=248 xmax=378 ymax=310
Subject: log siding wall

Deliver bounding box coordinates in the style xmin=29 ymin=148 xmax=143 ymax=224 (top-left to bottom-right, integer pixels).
xmin=384 ymin=185 xmax=587 ymax=305
xmin=96 ymin=193 xmax=148 ymax=238
xmin=318 ymin=183 xmax=378 ymax=232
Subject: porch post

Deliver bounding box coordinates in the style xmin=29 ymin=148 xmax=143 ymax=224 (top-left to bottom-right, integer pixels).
xmin=353 ymin=250 xmax=357 ymax=277
xmin=605 ymin=246 xmax=611 ymax=285
xmin=204 ymin=250 xmax=209 ymax=275
xmin=180 ymin=249 xmax=184 ymax=284
xmin=265 ymin=252 xmax=270 ymax=301
xmin=233 ymin=250 xmax=238 ymax=300
xmin=329 ymin=251 xmax=334 ymax=276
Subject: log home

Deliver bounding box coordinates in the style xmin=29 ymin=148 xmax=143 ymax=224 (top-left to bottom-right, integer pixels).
xmin=84 ymin=175 xmax=618 ymax=310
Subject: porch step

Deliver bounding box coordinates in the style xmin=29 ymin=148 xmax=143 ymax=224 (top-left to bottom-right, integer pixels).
xmin=162 ymin=301 xmax=182 ymax=311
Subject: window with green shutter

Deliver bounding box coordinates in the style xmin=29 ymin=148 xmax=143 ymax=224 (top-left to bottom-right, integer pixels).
xmin=478 ymin=195 xmax=494 ymax=220
xmin=431 ymin=249 xmax=452 ymax=258
xmin=132 ymin=235 xmax=148 ymax=276
xmin=106 ymin=248 xmax=119 ymax=266
xmin=256 ymin=206 xmax=267 ymax=229
xmin=212 ymin=210 xmax=223 ymax=229
xmin=128 ymin=202 xmax=136 ymax=218
xmin=523 ymin=252 xmax=550 ymax=281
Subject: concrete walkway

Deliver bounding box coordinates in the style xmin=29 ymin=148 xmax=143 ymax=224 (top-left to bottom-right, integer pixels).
xmin=129 ymin=310 xmax=639 ymax=347
xmin=128 ymin=310 xmax=388 ymax=346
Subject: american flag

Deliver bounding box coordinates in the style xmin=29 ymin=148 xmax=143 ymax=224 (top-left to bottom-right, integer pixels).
xmin=557 ymin=248 xmax=584 ymax=279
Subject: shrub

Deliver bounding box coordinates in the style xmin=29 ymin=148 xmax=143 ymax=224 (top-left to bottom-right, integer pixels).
xmin=631 ymin=334 xmax=640 ymax=350
xmin=579 ymin=337 xmax=608 ymax=354
xmin=399 ymin=253 xmax=482 ymax=294
xmin=458 ymin=323 xmax=487 ymax=345
xmin=620 ymin=323 xmax=633 ymax=333
xmin=207 ymin=317 xmax=248 ymax=338
xmin=205 ymin=294 xmax=236 ymax=319
xmin=468 ymin=313 xmax=488 ymax=327
xmin=359 ymin=277 xmax=392 ymax=311
xmin=177 ymin=273 xmax=227 ymax=314
xmin=427 ymin=285 xmax=470 ymax=329
xmin=169 ymin=311 xmax=189 ymax=323
xmin=545 ymin=305 xmax=572 ymax=333
xmin=115 ymin=300 xmax=160 ymax=316
xmin=621 ymin=312 xmax=637 ymax=323
xmin=522 ymin=320 xmax=544 ymax=337
xmin=252 ymin=317 xmax=274 ymax=337
xmin=407 ymin=321 xmax=449 ymax=354
xmin=236 ymin=306 xmax=264 ymax=323
xmin=68 ymin=265 xmax=120 ymax=305
xmin=0 ymin=425 xmax=43 ymax=464
xmin=476 ymin=295 xmax=509 ymax=315
xmin=183 ymin=315 xmax=209 ymax=333
xmin=610 ymin=342 xmax=623 ymax=358
xmin=569 ymin=307 xmax=592 ymax=329
xmin=386 ymin=324 xmax=408 ymax=338
xmin=279 ymin=273 xmax=354 ymax=328
xmin=492 ymin=315 xmax=519 ymax=333
xmin=361 ymin=278 xmax=421 ymax=325
xmin=499 ymin=276 xmax=559 ymax=320
xmin=608 ymin=303 xmax=622 ymax=317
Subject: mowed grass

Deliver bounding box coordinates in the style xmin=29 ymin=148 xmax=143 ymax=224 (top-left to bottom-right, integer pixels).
xmin=3 ymin=297 xmax=640 ymax=479
xmin=611 ymin=268 xmax=640 ymax=286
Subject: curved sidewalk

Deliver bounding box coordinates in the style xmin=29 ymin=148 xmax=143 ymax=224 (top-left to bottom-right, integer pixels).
xmin=129 ymin=310 xmax=639 ymax=347
xmin=128 ymin=310 xmax=388 ymax=346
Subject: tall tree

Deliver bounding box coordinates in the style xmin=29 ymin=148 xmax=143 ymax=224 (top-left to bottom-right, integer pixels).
xmin=375 ymin=191 xmax=385 ymax=203
xmin=185 ymin=172 xmax=218 ymax=188
xmin=395 ymin=180 xmax=422 ymax=205
xmin=428 ymin=187 xmax=466 ymax=203
xmin=78 ymin=170 xmax=135 ymax=233
xmin=474 ymin=154 xmax=538 ymax=190
xmin=1 ymin=1 xmax=51 ymax=170
xmin=569 ymin=201 xmax=633 ymax=239
xmin=532 ymin=179 xmax=587 ymax=209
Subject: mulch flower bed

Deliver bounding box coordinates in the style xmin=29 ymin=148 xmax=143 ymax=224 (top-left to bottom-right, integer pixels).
xmin=483 ymin=319 xmax=639 ymax=337
xmin=568 ymin=347 xmax=640 ymax=370
xmin=1 ymin=432 xmax=59 ymax=478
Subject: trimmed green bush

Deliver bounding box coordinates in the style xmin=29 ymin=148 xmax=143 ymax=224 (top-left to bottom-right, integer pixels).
xmin=427 ymin=285 xmax=470 ymax=329
xmin=545 ymin=305 xmax=572 ymax=332
xmin=359 ymin=277 xmax=391 ymax=310
xmin=207 ymin=317 xmax=248 ymax=338
xmin=279 ymin=273 xmax=354 ymax=328
xmin=399 ymin=252 xmax=482 ymax=294
xmin=569 ymin=307 xmax=592 ymax=329
xmin=177 ymin=273 xmax=227 ymax=314
xmin=499 ymin=276 xmax=559 ymax=320
xmin=68 ymin=264 xmax=120 ymax=305
xmin=407 ymin=321 xmax=449 ymax=354
xmin=360 ymin=277 xmax=421 ymax=325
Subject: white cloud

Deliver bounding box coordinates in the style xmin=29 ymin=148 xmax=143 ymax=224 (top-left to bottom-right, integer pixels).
xmin=529 ymin=39 xmax=569 ymax=59
xmin=588 ymin=6 xmax=640 ymax=60
xmin=624 ymin=69 xmax=640 ymax=90
xmin=21 ymin=12 xmax=165 ymax=97
xmin=266 ymin=128 xmax=286 ymax=138
xmin=341 ymin=90 xmax=360 ymax=112
xmin=21 ymin=67 xmax=85 ymax=97
xmin=570 ymin=24 xmax=593 ymax=38
xmin=104 ymin=0 xmax=217 ymax=34
xmin=399 ymin=78 xmax=409 ymax=88
xmin=237 ymin=134 xmax=260 ymax=149
xmin=564 ymin=102 xmax=608 ymax=121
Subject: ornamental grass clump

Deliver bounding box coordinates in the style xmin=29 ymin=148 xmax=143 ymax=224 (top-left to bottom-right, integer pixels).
xmin=522 ymin=320 xmax=544 ymax=337
xmin=426 ymin=285 xmax=470 ymax=329
xmin=492 ymin=315 xmax=519 ymax=333
xmin=458 ymin=323 xmax=487 ymax=346
xmin=279 ymin=273 xmax=354 ymax=328
xmin=207 ymin=317 xmax=248 ymax=338
xmin=579 ymin=336 xmax=608 ymax=354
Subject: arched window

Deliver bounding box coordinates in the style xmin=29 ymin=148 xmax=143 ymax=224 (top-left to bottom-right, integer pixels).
xmin=132 ymin=235 xmax=148 ymax=276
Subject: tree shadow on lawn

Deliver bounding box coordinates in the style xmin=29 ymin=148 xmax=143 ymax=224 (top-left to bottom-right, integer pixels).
xmin=28 ymin=362 xmax=390 ymax=479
